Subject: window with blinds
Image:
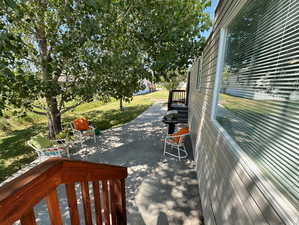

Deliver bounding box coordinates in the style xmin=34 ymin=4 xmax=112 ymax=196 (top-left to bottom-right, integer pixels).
xmin=216 ymin=0 xmax=299 ymax=208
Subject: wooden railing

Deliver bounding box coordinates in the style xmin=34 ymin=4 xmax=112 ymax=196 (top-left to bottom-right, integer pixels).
xmin=168 ymin=90 xmax=187 ymax=110
xmin=0 ymin=159 xmax=128 ymax=225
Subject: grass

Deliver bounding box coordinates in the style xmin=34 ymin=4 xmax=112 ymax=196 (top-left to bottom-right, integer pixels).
xmin=0 ymin=89 xmax=168 ymax=182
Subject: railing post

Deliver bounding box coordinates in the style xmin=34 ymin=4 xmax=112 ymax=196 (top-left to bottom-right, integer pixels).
xmin=120 ymin=179 xmax=127 ymax=225
xmin=102 ymin=181 xmax=111 ymax=225
xmin=66 ymin=183 xmax=80 ymax=225
xmin=81 ymin=181 xmax=93 ymax=225
xmin=46 ymin=190 xmax=63 ymax=225
xmin=20 ymin=209 xmax=37 ymax=225
xmin=110 ymin=179 xmax=127 ymax=225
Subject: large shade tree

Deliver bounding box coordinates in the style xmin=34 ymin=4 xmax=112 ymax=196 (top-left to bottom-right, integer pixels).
xmin=0 ymin=0 xmax=116 ymax=137
xmin=0 ymin=0 xmax=211 ymax=138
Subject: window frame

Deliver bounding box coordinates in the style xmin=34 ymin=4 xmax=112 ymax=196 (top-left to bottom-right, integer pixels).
xmin=210 ymin=1 xmax=298 ymax=224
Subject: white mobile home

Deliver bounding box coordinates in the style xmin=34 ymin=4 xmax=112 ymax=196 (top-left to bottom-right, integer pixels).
xmin=189 ymin=0 xmax=299 ymax=224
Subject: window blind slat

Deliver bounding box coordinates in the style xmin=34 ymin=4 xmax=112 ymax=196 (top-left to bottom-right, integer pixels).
xmin=217 ymin=0 xmax=299 ymax=207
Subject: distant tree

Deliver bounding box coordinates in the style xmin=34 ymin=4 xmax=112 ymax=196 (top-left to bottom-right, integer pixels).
xmin=99 ymin=48 xmax=149 ymax=111
xmin=92 ymin=12 xmax=151 ymax=111
xmin=161 ymin=70 xmax=187 ymax=91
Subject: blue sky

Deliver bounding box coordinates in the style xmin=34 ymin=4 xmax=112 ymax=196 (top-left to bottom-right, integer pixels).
xmin=202 ymin=0 xmax=219 ymax=38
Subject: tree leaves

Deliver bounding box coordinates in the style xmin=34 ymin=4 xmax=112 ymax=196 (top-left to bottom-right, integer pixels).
xmin=0 ymin=0 xmax=211 ymax=116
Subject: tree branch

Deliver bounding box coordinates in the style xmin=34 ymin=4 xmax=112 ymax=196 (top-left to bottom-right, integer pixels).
xmin=58 ymin=94 xmax=67 ymax=111
xmin=60 ymin=100 xmax=85 ymax=115
xmin=32 ymin=104 xmax=48 ymax=110
xmin=119 ymin=3 xmax=133 ymax=21
xmin=29 ymin=109 xmax=47 ymax=115
xmin=24 ymin=56 xmax=37 ymax=64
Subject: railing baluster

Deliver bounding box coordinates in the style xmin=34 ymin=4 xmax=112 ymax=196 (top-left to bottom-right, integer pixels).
xmin=81 ymin=181 xmax=93 ymax=225
xmin=66 ymin=183 xmax=80 ymax=225
xmin=120 ymin=179 xmax=127 ymax=225
xmin=110 ymin=180 xmax=117 ymax=225
xmin=92 ymin=181 xmax=103 ymax=225
xmin=102 ymin=180 xmax=111 ymax=225
xmin=110 ymin=180 xmax=127 ymax=225
xmin=0 ymin=159 xmax=128 ymax=225
xmin=46 ymin=189 xmax=63 ymax=225
xmin=20 ymin=209 xmax=37 ymax=225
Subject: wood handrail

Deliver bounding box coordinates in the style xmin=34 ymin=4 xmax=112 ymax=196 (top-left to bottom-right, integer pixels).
xmin=171 ymin=90 xmax=186 ymax=92
xmin=0 ymin=158 xmax=128 ymax=225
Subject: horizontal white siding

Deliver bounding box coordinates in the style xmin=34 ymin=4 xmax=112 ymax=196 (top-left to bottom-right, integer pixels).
xmin=189 ymin=0 xmax=293 ymax=224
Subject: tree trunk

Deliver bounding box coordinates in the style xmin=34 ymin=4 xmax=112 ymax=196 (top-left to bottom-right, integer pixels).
xmin=46 ymin=97 xmax=62 ymax=138
xmin=119 ymin=98 xmax=124 ymax=111
xmin=35 ymin=19 xmax=62 ymax=138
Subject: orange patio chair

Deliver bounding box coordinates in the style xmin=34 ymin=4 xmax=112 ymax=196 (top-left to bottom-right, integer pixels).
xmin=70 ymin=118 xmax=97 ymax=148
xmin=163 ymin=127 xmax=189 ymax=160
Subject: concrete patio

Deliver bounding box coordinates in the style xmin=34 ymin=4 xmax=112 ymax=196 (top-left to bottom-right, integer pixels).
xmin=8 ymin=103 xmax=203 ymax=225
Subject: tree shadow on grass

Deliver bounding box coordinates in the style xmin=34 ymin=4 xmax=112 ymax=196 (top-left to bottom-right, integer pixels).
xmin=0 ymin=105 xmax=151 ymax=183
xmin=0 ymin=126 xmax=44 ymax=182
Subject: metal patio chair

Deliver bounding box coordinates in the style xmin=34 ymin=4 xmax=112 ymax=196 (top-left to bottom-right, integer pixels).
xmin=163 ymin=129 xmax=189 ymax=160
xmin=27 ymin=135 xmax=70 ymax=161
xmin=70 ymin=118 xmax=97 ymax=148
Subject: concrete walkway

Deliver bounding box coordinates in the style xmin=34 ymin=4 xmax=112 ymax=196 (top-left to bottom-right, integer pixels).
xmin=7 ymin=103 xmax=203 ymax=225
xmin=77 ymin=103 xmax=203 ymax=225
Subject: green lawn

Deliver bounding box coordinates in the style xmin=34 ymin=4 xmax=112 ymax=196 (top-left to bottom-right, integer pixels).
xmin=0 ymin=90 xmax=168 ymax=183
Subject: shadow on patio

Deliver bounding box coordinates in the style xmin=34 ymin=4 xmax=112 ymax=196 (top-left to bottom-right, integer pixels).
xmin=16 ymin=103 xmax=202 ymax=225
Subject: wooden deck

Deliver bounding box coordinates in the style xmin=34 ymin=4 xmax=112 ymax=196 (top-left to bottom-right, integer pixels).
xmin=0 ymin=159 xmax=128 ymax=225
